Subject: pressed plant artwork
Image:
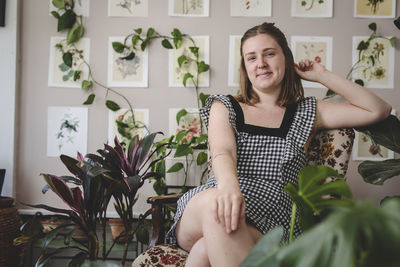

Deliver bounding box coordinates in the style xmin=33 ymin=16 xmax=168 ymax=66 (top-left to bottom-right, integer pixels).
xmin=108 ymin=108 xmax=149 ymax=145
xmin=108 ymin=0 xmax=148 ymax=17
xmin=49 ymin=0 xmax=90 ymax=17
xmin=169 ymin=36 xmax=209 ymax=87
xmin=352 ymin=36 xmax=395 ymax=88
xmin=354 ymin=0 xmax=396 ymax=18
xmin=228 ymin=35 xmax=242 ymax=87
xmin=230 ymin=0 xmax=272 ymax=17
xmin=48 ymin=37 xmax=90 ymax=88
xmin=291 ymin=36 xmax=332 ymax=88
xmin=47 ymin=107 xmax=88 ymax=157
xmin=353 ymin=132 xmax=393 ymax=161
xmin=169 ymin=108 xmax=202 ymax=140
xmin=291 ymin=0 xmax=333 ymax=17
xmin=108 ymin=36 xmax=148 ymax=87
xmin=169 ymin=0 xmax=209 ymax=16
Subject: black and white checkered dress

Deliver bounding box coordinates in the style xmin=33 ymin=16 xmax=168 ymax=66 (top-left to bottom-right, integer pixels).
xmin=167 ymin=94 xmax=316 ymax=246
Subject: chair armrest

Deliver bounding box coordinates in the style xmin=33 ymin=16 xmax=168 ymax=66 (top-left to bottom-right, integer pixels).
xmin=147 ymin=194 xmax=183 ymax=248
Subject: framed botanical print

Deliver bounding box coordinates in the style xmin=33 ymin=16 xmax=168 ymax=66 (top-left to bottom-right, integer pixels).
xmin=168 ymin=0 xmax=209 ymax=17
xmin=107 ymin=36 xmax=148 ymax=87
xmin=352 ymin=36 xmax=395 ymax=89
xmin=354 ymin=0 xmax=396 ymax=18
xmin=228 ymin=35 xmax=242 ymax=88
xmin=230 ymin=0 xmax=272 ymax=17
xmin=49 ymin=0 xmax=90 ymax=17
xmin=108 ymin=0 xmax=148 ymax=17
xmin=291 ymin=0 xmax=333 ymax=17
xmin=291 ymin=36 xmax=333 ymax=88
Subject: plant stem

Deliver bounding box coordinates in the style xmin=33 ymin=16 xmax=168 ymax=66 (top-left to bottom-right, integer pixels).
xmin=289 ymin=202 xmax=297 ymax=244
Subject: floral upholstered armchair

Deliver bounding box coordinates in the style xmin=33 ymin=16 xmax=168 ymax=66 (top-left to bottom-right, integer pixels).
xmin=132 ymin=128 xmax=355 ymax=267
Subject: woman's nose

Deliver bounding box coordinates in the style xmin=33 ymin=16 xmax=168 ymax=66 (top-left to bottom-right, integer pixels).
xmin=257 ymin=58 xmax=267 ymax=68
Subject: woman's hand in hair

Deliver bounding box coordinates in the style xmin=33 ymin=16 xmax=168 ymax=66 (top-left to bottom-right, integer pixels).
xmin=294 ymin=59 xmax=327 ymax=83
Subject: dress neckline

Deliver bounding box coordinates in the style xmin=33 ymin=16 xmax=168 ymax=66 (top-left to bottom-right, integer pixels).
xmin=227 ymin=95 xmax=296 ymax=138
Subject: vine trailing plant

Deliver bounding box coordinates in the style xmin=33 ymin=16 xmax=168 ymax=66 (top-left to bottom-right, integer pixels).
xmin=50 ymin=0 xmax=211 ymax=194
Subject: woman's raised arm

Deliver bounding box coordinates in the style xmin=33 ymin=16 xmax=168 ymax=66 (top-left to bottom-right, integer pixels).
xmin=295 ymin=60 xmax=392 ymax=130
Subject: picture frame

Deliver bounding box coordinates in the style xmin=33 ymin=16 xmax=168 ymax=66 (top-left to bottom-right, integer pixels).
xmin=108 ymin=108 xmax=149 ymax=145
xmin=230 ymin=0 xmax=272 ymax=17
xmin=49 ymin=0 xmax=90 ymax=17
xmin=291 ymin=36 xmax=333 ymax=88
xmin=228 ymin=35 xmax=242 ymax=88
xmin=352 ymin=109 xmax=396 ymax=161
xmin=168 ymin=36 xmax=210 ymax=88
xmin=354 ymin=0 xmax=396 ymax=18
xmin=291 ymin=0 xmax=333 ymax=18
xmin=168 ymin=108 xmax=202 ymax=138
xmin=47 ymin=107 xmax=88 ymax=157
xmin=168 ymin=0 xmax=209 ymax=17
xmin=352 ymin=36 xmax=395 ymax=89
xmin=107 ymin=0 xmax=148 ymax=17
xmin=48 ymin=36 xmax=90 ymax=88
xmin=107 ymin=36 xmax=148 ymax=87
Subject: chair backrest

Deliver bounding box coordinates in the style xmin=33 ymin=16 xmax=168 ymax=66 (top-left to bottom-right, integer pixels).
xmin=306 ymin=128 xmax=355 ymax=178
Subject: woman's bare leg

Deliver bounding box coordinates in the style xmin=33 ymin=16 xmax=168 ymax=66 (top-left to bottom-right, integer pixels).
xmin=185 ymin=238 xmax=210 ymax=267
xmin=176 ymin=188 xmax=262 ymax=267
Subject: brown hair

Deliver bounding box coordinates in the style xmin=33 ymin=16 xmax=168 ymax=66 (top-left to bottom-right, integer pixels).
xmin=236 ymin=22 xmax=304 ymax=106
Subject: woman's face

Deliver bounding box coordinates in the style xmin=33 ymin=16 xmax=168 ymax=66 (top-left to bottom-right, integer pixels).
xmin=242 ymin=34 xmax=286 ymax=94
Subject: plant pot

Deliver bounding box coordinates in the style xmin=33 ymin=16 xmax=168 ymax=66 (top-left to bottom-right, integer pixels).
xmin=0 ymin=197 xmax=24 ymax=267
xmin=109 ymin=218 xmax=128 ymax=243
xmin=165 ymin=149 xmax=208 ymax=191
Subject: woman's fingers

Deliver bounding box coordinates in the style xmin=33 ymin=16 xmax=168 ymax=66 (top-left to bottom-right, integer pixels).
xmin=217 ymin=197 xmax=225 ymax=228
xmin=231 ymin=199 xmax=241 ymax=232
xmin=224 ymin=200 xmax=232 ymax=233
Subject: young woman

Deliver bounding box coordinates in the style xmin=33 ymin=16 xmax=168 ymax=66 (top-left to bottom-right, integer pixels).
xmin=166 ymin=22 xmax=391 ymax=267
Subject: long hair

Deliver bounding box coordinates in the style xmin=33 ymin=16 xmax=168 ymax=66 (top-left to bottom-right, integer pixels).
xmin=236 ymin=22 xmax=304 ymax=106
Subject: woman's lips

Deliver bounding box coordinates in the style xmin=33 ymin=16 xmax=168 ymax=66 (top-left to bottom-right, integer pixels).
xmin=257 ymin=71 xmax=272 ymax=77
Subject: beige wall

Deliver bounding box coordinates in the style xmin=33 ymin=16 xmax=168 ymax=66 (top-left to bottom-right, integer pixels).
xmin=16 ymin=0 xmax=400 ymax=216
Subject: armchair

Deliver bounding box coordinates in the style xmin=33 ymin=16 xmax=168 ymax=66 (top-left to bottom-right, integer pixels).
xmin=132 ymin=128 xmax=355 ymax=267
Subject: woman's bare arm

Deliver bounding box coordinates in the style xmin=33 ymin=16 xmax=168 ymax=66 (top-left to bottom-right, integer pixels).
xmin=295 ymin=60 xmax=392 ymax=130
xmin=208 ymin=100 xmax=245 ymax=234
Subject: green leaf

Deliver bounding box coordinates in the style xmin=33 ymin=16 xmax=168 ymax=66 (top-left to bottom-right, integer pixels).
xmin=358 ymin=159 xmax=400 ymax=185
xmin=174 ymin=144 xmax=193 ymax=158
xmin=183 ymin=72 xmax=194 ymax=87
xmin=167 ymin=162 xmax=184 ymax=173
xmin=62 ymin=52 xmax=73 ymax=68
xmin=146 ymin=27 xmax=155 ymax=38
xmin=59 ymin=62 xmax=70 ymax=72
xmin=57 ymin=10 xmax=76 ymax=32
xmin=199 ymin=93 xmax=210 ymax=107
xmin=197 ymin=151 xmax=208 ymax=165
xmin=131 ymin=35 xmax=140 ymax=47
xmin=356 ymin=115 xmax=400 ymax=154
xmin=176 ymin=109 xmax=188 ymax=124
xmin=369 ymin=55 xmax=375 ymax=66
xmin=81 ymin=80 xmax=92 ymax=90
xmin=105 ymin=100 xmax=121 ymax=111
xmin=284 ymin=165 xmax=353 ymax=216
xmin=51 ymin=11 xmax=60 ymax=19
xmin=141 ymin=39 xmax=149 ymax=51
xmin=120 ymin=52 xmax=135 ymax=60
xmin=175 ymin=130 xmax=188 ymax=143
xmin=52 ymin=0 xmax=65 ymax=9
xmin=134 ymin=28 xmax=142 ymax=35
xmin=161 ymin=39 xmax=173 ymax=49
xmin=389 ymin=37 xmax=396 ymax=47
xmin=357 ymin=40 xmax=369 ymax=51
xmin=73 ymin=70 xmax=81 ymax=81
xmin=354 ymin=79 xmax=364 ymax=86
xmin=112 ymin=42 xmax=125 ymax=53
xmin=198 ymin=61 xmax=209 ymax=73
xmin=172 ymin=28 xmax=183 ymax=49
xmin=275 ymin=200 xmax=400 ymax=267
xmin=83 ymin=94 xmax=95 ymax=105
xmin=189 ymin=46 xmax=199 ymax=57
xmin=66 ymin=24 xmax=84 ymax=45
xmin=177 ymin=55 xmax=187 ymax=68
xmin=195 ymin=134 xmax=208 ymax=144
xmin=136 ymin=225 xmax=150 ymax=245
xmin=368 ymin=22 xmax=377 ymax=32
xmin=240 ymin=227 xmax=282 ymax=267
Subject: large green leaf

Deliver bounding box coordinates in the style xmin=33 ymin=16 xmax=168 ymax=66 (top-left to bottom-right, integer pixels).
xmin=356 ymin=115 xmax=400 ymax=154
xmin=174 ymin=144 xmax=193 ymax=158
xmin=358 ymin=159 xmax=400 ymax=185
xmin=240 ymin=227 xmax=282 ymax=267
xmin=52 ymin=0 xmax=65 ymax=9
xmin=176 ymin=108 xmax=188 ymax=124
xmin=167 ymin=162 xmax=184 ymax=173
xmin=57 ymin=10 xmax=76 ymax=32
xmin=285 ymin=165 xmax=353 ymax=216
xmin=67 ymin=24 xmax=84 ymax=45
xmin=275 ymin=200 xmax=400 ymax=267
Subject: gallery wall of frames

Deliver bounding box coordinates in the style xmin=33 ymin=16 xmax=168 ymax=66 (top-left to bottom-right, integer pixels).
xmin=17 ymin=0 xmax=400 ymax=215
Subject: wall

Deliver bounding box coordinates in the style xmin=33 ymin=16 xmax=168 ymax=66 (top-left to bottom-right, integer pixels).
xmin=0 ymin=0 xmax=19 ymax=197
xmin=16 ymin=0 xmax=400 ymax=216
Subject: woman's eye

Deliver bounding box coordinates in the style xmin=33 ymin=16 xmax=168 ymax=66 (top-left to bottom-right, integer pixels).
xmin=247 ymin=56 xmax=256 ymax=61
xmin=265 ymin=53 xmax=275 ymax=57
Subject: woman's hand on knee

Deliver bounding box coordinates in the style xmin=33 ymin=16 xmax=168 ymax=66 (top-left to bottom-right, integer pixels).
xmin=212 ymin=184 xmax=245 ymax=234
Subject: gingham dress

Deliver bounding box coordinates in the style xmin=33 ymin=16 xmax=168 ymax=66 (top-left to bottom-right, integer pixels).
xmin=167 ymin=94 xmax=316 ymax=245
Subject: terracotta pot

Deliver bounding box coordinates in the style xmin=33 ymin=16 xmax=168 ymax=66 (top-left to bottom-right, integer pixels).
xmin=109 ymin=218 xmax=128 ymax=243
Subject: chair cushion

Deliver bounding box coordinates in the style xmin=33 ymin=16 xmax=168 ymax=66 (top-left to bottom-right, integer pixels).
xmin=132 ymin=244 xmax=188 ymax=267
